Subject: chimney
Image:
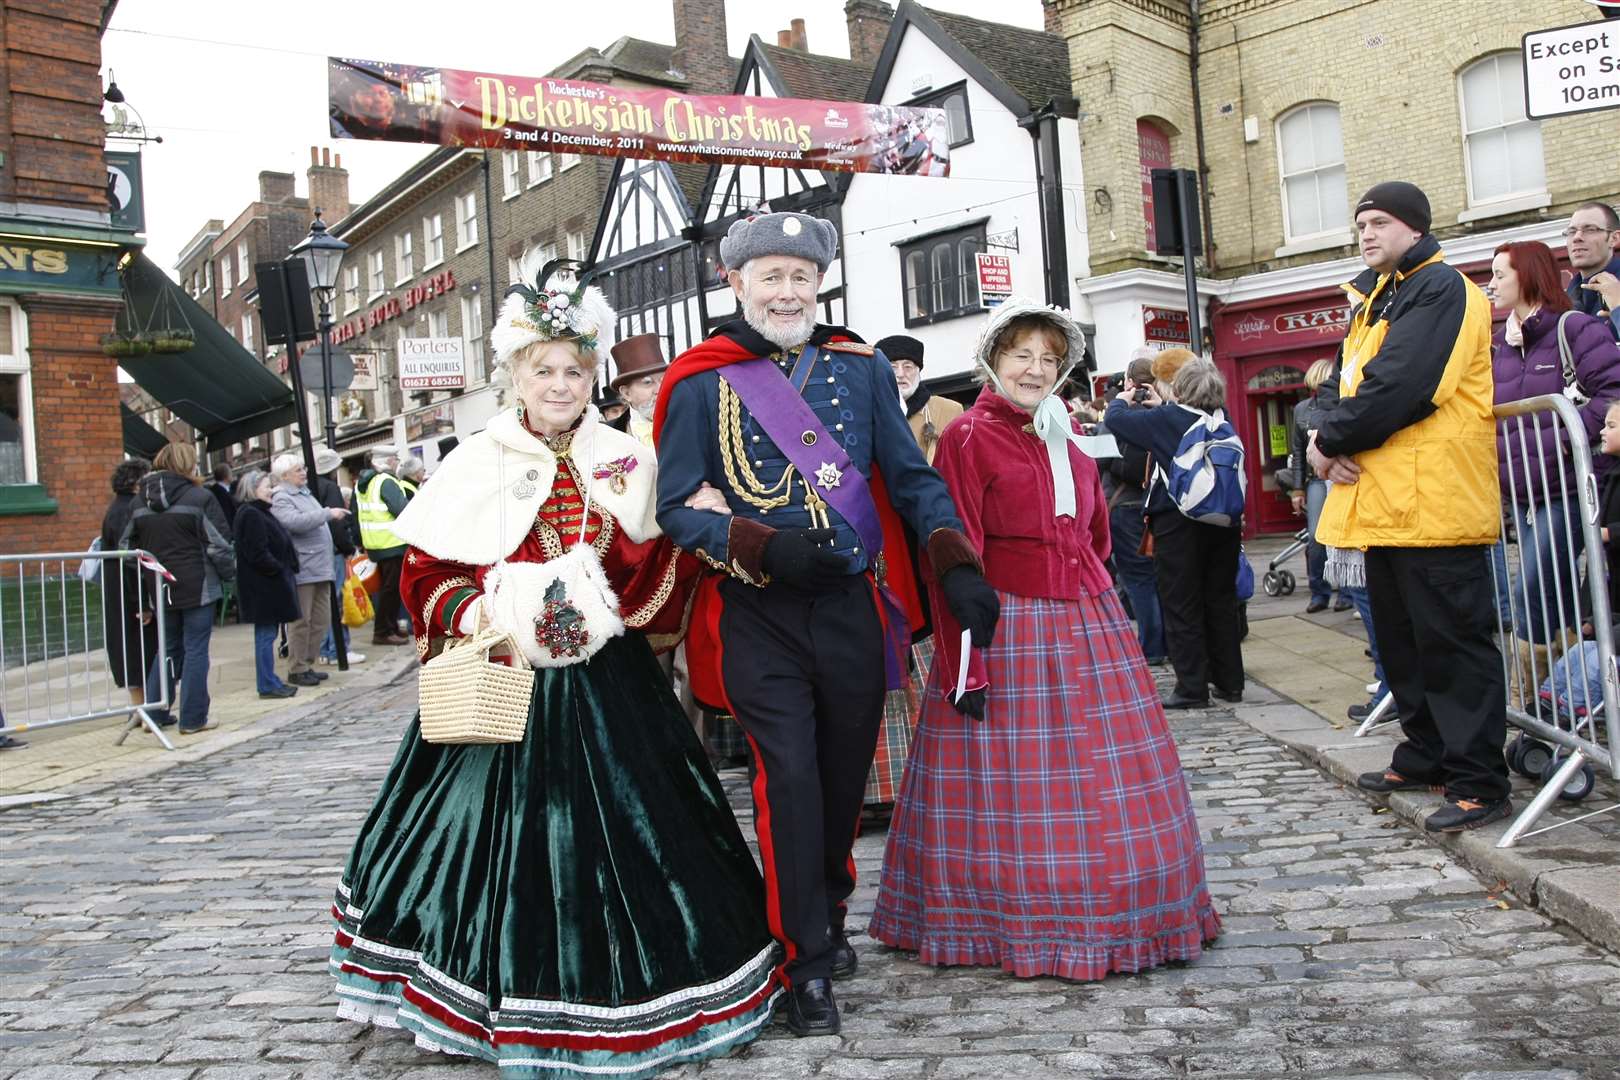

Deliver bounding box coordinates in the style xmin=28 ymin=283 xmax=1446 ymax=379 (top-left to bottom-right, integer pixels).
xmin=777 ymin=29 xmax=793 ymax=47
xmin=306 ymin=145 xmax=351 ymax=223
xmin=258 ymin=171 xmax=296 ymax=204
xmin=845 ymin=0 xmax=893 ymax=66
xmin=672 ymin=0 xmax=734 ymax=95
xmin=1043 ymin=0 xmax=1062 ymax=35
xmin=790 ymin=17 xmax=808 ymax=51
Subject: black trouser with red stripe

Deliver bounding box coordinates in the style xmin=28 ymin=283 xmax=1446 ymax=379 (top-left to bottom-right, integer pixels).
xmin=719 ymin=574 xmax=887 ymax=985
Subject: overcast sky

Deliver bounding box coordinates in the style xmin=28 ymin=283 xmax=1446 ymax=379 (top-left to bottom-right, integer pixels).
xmin=102 ymin=0 xmax=1044 ymax=275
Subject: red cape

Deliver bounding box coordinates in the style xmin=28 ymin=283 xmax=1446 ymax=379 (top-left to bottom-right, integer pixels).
xmin=653 ymin=331 xmax=928 ymax=712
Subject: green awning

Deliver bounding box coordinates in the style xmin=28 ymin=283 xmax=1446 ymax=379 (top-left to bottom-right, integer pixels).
xmin=120 ymin=402 xmax=167 ymax=458
xmin=117 ymin=254 xmax=298 ymax=452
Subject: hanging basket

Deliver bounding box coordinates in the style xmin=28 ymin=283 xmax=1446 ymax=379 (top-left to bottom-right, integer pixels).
xmin=100 ymin=332 xmax=152 ymax=358
xmin=149 ymin=329 xmax=195 ymax=354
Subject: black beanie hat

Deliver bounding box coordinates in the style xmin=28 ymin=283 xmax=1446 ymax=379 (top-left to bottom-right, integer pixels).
xmin=1354 ymin=181 xmax=1431 ymax=234
xmin=875 ymin=334 xmax=925 ymax=367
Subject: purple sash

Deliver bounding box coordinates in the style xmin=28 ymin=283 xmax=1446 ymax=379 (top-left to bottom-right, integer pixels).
xmin=721 ymin=351 xmax=909 ymax=688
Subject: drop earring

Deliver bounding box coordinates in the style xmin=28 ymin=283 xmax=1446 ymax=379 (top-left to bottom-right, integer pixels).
xmin=515 ymin=398 xmax=527 ymax=424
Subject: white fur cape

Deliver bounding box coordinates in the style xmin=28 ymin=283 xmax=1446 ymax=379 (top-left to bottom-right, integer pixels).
xmin=391 ymin=405 xmax=660 ymax=567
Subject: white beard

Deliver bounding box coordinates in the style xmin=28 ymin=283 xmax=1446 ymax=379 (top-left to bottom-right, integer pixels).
xmin=899 ymin=382 xmax=918 ymax=401
xmin=630 ymin=400 xmax=656 ymax=421
xmin=744 ymin=302 xmax=814 ymax=352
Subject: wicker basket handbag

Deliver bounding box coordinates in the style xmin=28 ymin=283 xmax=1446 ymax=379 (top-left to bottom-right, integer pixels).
xmin=418 ymin=627 xmax=535 ymax=744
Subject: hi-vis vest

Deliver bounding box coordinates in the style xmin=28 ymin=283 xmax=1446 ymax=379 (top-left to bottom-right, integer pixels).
xmin=358 ymin=474 xmax=406 ymax=551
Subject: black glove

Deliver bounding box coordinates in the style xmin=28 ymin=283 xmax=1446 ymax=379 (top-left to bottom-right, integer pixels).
xmin=953 ymin=687 xmax=987 ymax=722
xmin=940 ymin=565 xmax=999 ymax=647
xmin=763 ymin=527 xmax=849 ymax=589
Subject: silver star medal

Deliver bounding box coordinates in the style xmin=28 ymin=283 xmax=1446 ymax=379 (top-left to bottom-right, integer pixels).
xmin=814 ymin=461 xmax=842 ymax=490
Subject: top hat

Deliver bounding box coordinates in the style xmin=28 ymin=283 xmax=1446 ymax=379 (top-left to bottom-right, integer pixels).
xmin=608 ymin=333 xmax=670 ymax=390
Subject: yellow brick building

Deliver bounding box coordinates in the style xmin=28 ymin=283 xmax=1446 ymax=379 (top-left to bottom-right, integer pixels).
xmin=1046 ymin=0 xmax=1620 ymax=532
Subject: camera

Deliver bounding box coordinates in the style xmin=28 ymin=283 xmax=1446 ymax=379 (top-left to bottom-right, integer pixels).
xmin=1131 ymin=386 xmax=1150 ymax=404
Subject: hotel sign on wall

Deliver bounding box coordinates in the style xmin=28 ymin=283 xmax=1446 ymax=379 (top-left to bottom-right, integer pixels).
xmin=331 ymin=269 xmax=456 ymax=345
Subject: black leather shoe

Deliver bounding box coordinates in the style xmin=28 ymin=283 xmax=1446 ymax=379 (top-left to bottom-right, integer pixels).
xmin=309 ymin=670 xmax=329 ymax=681
xmin=1212 ymin=688 xmax=1243 ymax=704
xmin=1161 ymin=692 xmax=1210 ymax=710
xmin=829 ymin=931 xmax=858 ymax=980
xmin=783 ymin=977 xmax=840 ymax=1037
xmin=1356 ymin=769 xmax=1433 ymax=793
xmin=1305 ymin=599 xmax=1329 ymax=614
xmin=258 ymin=686 xmax=298 ymax=699
xmin=288 ymin=671 xmax=321 ymax=687
xmin=1425 ymin=796 xmax=1511 ymax=833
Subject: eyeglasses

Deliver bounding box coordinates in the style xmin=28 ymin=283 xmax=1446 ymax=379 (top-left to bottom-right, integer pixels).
xmin=1562 ymin=225 xmax=1617 ymax=238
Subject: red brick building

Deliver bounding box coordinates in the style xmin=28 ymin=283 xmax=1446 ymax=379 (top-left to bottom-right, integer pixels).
xmin=0 ymin=0 xmax=140 ymax=555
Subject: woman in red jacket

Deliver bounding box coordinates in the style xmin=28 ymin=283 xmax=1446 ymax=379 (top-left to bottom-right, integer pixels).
xmin=870 ymin=299 xmax=1220 ymax=981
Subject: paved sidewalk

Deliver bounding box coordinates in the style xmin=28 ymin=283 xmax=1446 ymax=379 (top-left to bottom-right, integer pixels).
xmin=3 ymin=673 xmax=1618 ymax=1078
xmin=0 ymin=621 xmax=418 ymax=806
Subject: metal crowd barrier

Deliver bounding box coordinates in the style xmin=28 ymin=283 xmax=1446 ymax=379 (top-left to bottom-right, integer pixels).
xmin=0 ymin=549 xmax=176 ymax=752
xmin=1484 ymin=395 xmax=1619 ymax=848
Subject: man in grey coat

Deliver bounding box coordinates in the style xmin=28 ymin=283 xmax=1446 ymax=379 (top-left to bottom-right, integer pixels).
xmin=270 ymin=453 xmax=350 ymax=687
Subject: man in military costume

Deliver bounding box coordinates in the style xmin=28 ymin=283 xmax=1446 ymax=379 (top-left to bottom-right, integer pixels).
xmin=654 ymin=212 xmax=999 ymax=1037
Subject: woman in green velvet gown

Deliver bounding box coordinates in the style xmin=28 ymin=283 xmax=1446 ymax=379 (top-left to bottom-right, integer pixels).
xmin=328 ymin=261 xmax=780 ymax=1078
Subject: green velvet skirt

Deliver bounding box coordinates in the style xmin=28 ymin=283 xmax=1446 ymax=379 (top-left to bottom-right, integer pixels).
xmin=330 ymin=633 xmax=781 ymax=1078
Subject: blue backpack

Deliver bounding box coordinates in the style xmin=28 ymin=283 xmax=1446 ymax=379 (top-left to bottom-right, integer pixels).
xmin=1157 ymin=408 xmax=1248 ymax=527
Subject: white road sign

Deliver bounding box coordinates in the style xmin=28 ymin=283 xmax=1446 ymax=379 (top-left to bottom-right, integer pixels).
xmin=1522 ymin=20 xmax=1620 ymax=119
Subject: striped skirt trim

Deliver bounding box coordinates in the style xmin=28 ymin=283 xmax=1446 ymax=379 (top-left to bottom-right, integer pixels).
xmin=330 ymin=888 xmax=781 ymax=1078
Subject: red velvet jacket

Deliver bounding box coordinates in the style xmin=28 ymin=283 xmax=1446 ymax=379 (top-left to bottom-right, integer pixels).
xmin=929 ymin=387 xmax=1114 ymax=690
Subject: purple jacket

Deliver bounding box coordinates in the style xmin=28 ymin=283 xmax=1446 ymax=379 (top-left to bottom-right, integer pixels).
xmin=1493 ymin=308 xmax=1620 ymax=503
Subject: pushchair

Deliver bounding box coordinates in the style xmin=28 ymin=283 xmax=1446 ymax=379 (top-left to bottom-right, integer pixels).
xmin=1261 ymin=527 xmax=1309 ymax=598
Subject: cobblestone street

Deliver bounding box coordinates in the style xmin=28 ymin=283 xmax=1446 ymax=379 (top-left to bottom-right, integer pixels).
xmin=3 ymin=676 xmax=1619 ymax=1080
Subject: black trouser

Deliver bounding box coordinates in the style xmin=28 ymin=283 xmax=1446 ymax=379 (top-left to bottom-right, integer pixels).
xmin=371 ymin=554 xmax=404 ymax=638
xmin=1150 ymin=511 xmax=1245 ymax=699
xmin=1366 ymin=545 xmax=1510 ymax=802
xmin=719 ymin=574 xmax=886 ymax=985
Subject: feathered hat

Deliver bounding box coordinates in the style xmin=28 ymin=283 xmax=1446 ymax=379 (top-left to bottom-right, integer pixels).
xmin=489 ymin=249 xmax=617 ymax=368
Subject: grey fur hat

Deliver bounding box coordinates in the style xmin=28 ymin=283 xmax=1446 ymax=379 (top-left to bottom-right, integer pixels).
xmin=719 ymin=212 xmax=838 ymax=272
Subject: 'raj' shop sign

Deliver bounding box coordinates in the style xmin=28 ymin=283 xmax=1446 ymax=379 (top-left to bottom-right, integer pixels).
xmin=331 ymin=269 xmax=456 ymax=345
xmin=328 ymin=57 xmax=950 ymax=177
xmin=1219 ymin=300 xmax=1352 ymax=354
xmin=1143 ymin=306 xmax=1190 ymax=345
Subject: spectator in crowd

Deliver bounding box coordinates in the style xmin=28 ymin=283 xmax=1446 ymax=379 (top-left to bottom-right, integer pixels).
xmin=356 ymin=446 xmax=411 ymax=646
xmin=100 ymin=458 xmax=159 ymax=706
xmin=205 ymin=462 xmax=237 ymax=527
xmin=1106 ymin=349 xmax=1167 ymax=665
xmin=122 ymin=441 xmax=234 ymax=736
xmin=313 ymin=448 xmax=364 ymax=666
xmin=1291 ymin=359 xmax=1350 ymax=614
xmin=872 ymin=299 xmax=1220 ymax=981
xmin=397 ymin=455 xmax=426 ymax=500
xmin=1106 ymin=358 xmax=1246 ymax=709
xmin=1490 ymin=239 xmax=1620 ymax=656
xmin=1311 ymin=181 xmax=1509 ymax=833
xmin=877 ymin=334 xmax=962 ymax=465
xmin=1565 ymin=202 xmax=1620 ymax=341
xmin=232 ymin=469 xmax=302 ymax=700
xmin=269 ymin=453 xmax=347 ymax=688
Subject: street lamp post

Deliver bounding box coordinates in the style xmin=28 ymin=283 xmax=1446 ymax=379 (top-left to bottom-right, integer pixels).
xmin=290 ymin=211 xmax=349 ymax=449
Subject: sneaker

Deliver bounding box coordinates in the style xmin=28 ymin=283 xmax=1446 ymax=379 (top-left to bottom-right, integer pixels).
xmin=1356 ymin=769 xmax=1435 ymax=793
xmin=258 ymin=686 xmax=298 ymax=699
xmin=318 ymin=655 xmax=335 ymax=665
xmin=309 ymin=670 xmax=329 ymax=681
xmin=1347 ymin=702 xmax=1374 ymax=722
xmin=1366 ymin=681 xmax=1381 ymax=694
xmin=341 ymin=650 xmax=366 ymax=664
xmin=288 ymin=671 xmax=321 ymax=687
xmin=177 ymin=720 xmax=218 ymax=735
xmin=0 ymin=734 xmax=27 ymax=750
xmin=1425 ymin=796 xmax=1512 ymax=833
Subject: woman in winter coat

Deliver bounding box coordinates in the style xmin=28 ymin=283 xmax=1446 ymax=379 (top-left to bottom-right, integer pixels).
xmin=233 ymin=469 xmax=303 ymax=699
xmin=121 ymin=441 xmax=235 ymax=736
xmin=99 ymin=457 xmax=159 ymax=705
xmin=1490 ymin=240 xmax=1620 ymax=646
xmin=269 ymin=452 xmax=348 ymax=688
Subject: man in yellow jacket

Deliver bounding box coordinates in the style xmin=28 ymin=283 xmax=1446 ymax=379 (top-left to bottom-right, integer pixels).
xmin=1309 ymin=181 xmax=1509 ymax=834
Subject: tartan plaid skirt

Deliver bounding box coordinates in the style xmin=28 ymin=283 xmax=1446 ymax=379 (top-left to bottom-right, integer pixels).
xmin=866 ymin=636 xmax=936 ymax=804
xmin=870 ymin=589 xmax=1221 ymax=981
